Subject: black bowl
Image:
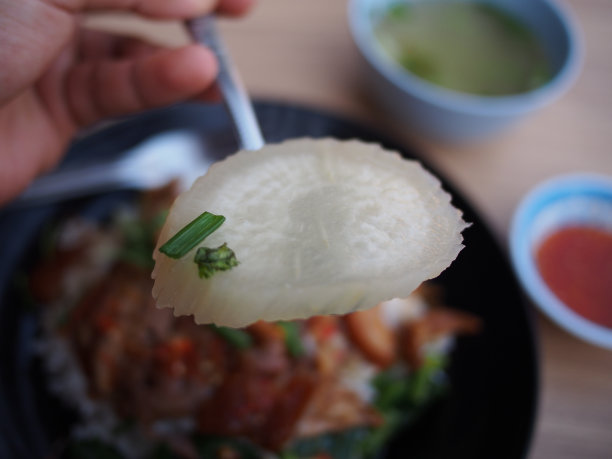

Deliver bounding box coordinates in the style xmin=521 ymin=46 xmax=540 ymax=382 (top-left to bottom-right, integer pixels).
xmin=0 ymin=101 xmax=538 ymax=459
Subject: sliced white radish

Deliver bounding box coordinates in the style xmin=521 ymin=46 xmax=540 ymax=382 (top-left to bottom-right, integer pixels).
xmin=152 ymin=138 xmax=467 ymax=328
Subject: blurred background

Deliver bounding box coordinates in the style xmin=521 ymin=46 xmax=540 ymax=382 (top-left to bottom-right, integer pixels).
xmin=84 ymin=1 xmax=612 ymax=457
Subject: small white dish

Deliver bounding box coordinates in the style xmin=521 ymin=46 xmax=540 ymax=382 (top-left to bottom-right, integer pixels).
xmin=509 ymin=174 xmax=612 ymax=349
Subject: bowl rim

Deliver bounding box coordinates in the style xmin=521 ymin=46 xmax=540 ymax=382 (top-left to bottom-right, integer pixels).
xmin=347 ymin=0 xmax=583 ymax=117
xmin=0 ymin=101 xmax=540 ymax=459
xmin=509 ymin=173 xmax=612 ymax=350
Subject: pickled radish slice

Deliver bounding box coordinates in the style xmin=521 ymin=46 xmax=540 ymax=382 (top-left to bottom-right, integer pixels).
xmin=152 ymin=138 xmax=467 ymax=328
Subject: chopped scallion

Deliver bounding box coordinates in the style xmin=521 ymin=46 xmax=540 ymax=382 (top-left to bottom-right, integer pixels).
xmin=159 ymin=212 xmax=225 ymax=259
xmin=211 ymin=325 xmax=253 ymax=349
xmin=277 ymin=321 xmax=304 ymax=357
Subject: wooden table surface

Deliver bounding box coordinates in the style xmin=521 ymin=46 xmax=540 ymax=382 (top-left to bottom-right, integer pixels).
xmin=90 ymin=1 xmax=612 ymax=457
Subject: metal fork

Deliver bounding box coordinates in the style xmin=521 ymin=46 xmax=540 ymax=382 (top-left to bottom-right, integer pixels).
xmin=187 ymin=15 xmax=265 ymax=151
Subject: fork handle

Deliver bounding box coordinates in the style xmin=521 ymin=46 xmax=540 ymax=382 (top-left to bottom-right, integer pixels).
xmin=187 ymin=15 xmax=265 ymax=151
xmin=14 ymin=162 xmax=126 ymax=207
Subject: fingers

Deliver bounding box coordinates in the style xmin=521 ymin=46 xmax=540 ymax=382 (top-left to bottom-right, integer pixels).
xmin=0 ymin=0 xmax=75 ymax=104
xmin=56 ymin=0 xmax=254 ymax=19
xmin=77 ymin=29 xmax=157 ymax=60
xmin=195 ymin=83 xmax=222 ymax=103
xmin=65 ymin=43 xmax=218 ymax=126
xmin=216 ymin=0 xmax=256 ymax=16
xmin=82 ymin=0 xmax=218 ymax=18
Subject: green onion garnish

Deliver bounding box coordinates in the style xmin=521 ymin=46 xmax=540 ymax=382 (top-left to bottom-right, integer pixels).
xmin=159 ymin=212 xmax=225 ymax=259
xmin=211 ymin=325 xmax=253 ymax=349
xmin=194 ymin=243 xmax=239 ymax=279
xmin=277 ymin=321 xmax=304 ymax=358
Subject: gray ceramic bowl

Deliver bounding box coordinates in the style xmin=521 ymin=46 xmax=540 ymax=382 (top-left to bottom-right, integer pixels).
xmin=348 ymin=0 xmax=582 ymax=142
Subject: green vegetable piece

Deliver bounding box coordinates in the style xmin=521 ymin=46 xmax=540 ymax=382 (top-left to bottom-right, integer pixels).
xmin=118 ymin=209 xmax=168 ymax=269
xmin=407 ymin=353 xmax=448 ymax=404
xmin=373 ymin=354 xmax=448 ymax=412
xmin=388 ymin=2 xmax=411 ymax=20
xmin=277 ymin=321 xmax=304 ymax=357
xmin=372 ymin=368 xmax=412 ymax=411
xmin=401 ymin=52 xmax=438 ymax=82
xmin=476 ymin=3 xmax=530 ymax=40
xmin=285 ymin=426 xmax=372 ymax=459
xmin=211 ymin=324 xmax=253 ymax=349
xmin=359 ymin=411 xmax=404 ymax=457
xmin=194 ymin=243 xmax=239 ymax=279
xmin=159 ymin=211 xmax=225 ymax=259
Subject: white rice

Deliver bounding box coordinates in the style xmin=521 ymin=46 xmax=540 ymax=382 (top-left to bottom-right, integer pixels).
xmin=34 ymin=215 xmax=193 ymax=458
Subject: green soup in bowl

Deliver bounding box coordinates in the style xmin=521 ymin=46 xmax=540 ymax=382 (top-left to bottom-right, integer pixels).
xmin=349 ymin=0 xmax=582 ymax=141
xmin=374 ymin=2 xmax=552 ymax=96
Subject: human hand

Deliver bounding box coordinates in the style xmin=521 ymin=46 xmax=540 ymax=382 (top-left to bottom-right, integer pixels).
xmin=0 ymin=0 xmax=254 ymax=205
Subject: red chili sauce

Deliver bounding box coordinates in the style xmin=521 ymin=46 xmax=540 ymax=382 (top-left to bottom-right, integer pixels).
xmin=536 ymin=226 xmax=612 ymax=328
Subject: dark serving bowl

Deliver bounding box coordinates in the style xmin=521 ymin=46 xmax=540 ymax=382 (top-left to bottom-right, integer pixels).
xmin=0 ymin=101 xmax=538 ymax=459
